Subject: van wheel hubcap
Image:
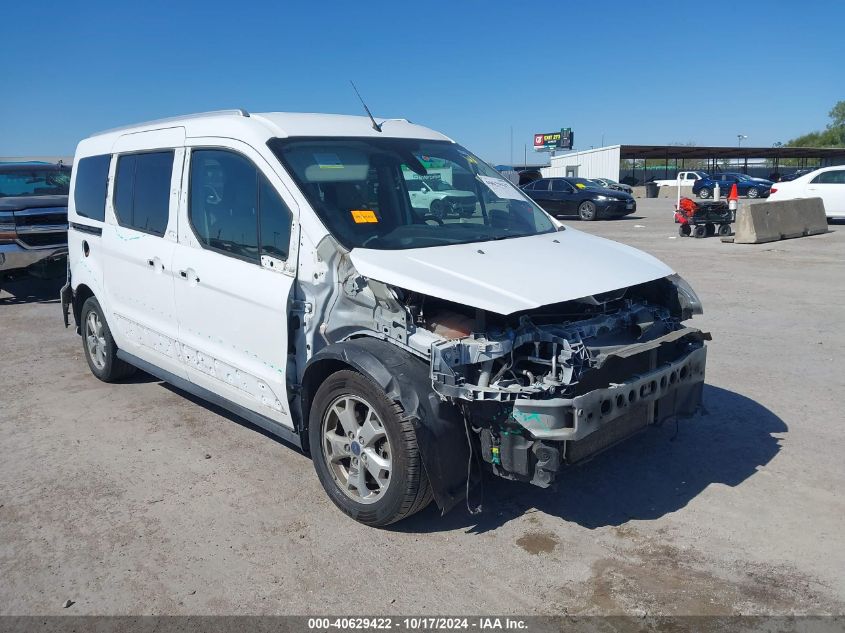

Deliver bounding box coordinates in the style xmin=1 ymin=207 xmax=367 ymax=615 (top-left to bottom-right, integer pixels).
xmin=85 ymin=311 xmax=107 ymax=370
xmin=322 ymin=395 xmax=391 ymax=504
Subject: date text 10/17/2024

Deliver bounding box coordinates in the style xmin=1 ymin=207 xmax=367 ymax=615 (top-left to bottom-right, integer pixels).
xmin=307 ymin=617 xmax=529 ymax=631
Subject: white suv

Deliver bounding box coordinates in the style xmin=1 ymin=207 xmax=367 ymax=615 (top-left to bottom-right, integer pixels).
xmin=62 ymin=110 xmax=708 ymax=526
xmin=406 ymin=177 xmax=477 ymax=219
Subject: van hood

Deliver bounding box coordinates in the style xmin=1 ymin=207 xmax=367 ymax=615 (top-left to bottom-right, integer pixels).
xmin=349 ymin=229 xmax=674 ymax=315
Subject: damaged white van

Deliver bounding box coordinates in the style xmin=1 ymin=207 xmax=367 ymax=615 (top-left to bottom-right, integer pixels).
xmin=62 ymin=110 xmax=708 ymax=526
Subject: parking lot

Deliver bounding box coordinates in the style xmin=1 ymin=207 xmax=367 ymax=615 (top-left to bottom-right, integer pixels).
xmin=1 ymin=197 xmax=844 ymax=616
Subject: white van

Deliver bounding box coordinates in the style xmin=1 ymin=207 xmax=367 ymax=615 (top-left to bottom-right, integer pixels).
xmin=61 ymin=110 xmax=709 ymax=526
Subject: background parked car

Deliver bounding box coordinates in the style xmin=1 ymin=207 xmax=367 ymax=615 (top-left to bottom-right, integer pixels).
xmin=588 ymin=177 xmax=634 ymax=194
xmin=768 ymin=166 xmax=845 ymax=219
xmin=692 ymin=172 xmax=773 ymax=199
xmin=653 ymin=171 xmax=708 ymax=188
xmin=521 ymin=177 xmax=636 ymax=221
xmin=778 ymin=169 xmax=814 ymax=182
xmin=406 ymin=177 xmax=477 ymax=219
xmin=516 ymin=168 xmax=543 ymax=186
xmin=0 ymin=162 xmax=70 ymax=285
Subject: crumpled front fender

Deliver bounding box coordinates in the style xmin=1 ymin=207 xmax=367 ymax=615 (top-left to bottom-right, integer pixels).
xmin=303 ymin=338 xmax=469 ymax=514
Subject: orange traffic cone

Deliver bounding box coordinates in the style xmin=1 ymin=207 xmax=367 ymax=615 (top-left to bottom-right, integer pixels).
xmin=728 ymin=183 xmax=739 ymax=211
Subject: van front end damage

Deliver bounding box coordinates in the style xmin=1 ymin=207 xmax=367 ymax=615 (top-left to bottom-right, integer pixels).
xmin=425 ymin=281 xmax=710 ymax=488
xmin=299 ymin=235 xmax=709 ymax=507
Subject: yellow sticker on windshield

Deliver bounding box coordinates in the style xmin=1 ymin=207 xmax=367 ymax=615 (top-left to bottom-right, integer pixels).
xmin=575 ymin=183 xmax=586 ymax=189
xmin=351 ymin=210 xmax=379 ymax=224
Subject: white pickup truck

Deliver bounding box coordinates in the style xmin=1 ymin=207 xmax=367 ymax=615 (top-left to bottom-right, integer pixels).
xmin=653 ymin=171 xmax=707 ymax=187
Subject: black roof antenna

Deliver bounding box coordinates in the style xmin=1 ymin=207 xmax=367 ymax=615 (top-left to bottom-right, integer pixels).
xmin=350 ymin=80 xmax=382 ymax=132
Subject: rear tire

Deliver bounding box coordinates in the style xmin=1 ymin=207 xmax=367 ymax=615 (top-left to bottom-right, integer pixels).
xmin=309 ymin=370 xmax=432 ymax=527
xmin=693 ymin=225 xmax=707 ymax=239
xmin=747 ymin=187 xmax=760 ymax=198
xmin=698 ymin=187 xmax=711 ymax=199
xmin=80 ymin=296 xmax=136 ymax=382
xmin=679 ymin=224 xmax=691 ymax=237
xmin=718 ymin=224 xmax=732 ymax=236
xmin=578 ymin=200 xmax=597 ymax=221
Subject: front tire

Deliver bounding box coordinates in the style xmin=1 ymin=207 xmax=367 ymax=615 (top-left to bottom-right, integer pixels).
xmin=80 ymin=296 xmax=136 ymax=382
xmin=429 ymin=199 xmax=446 ymax=220
xmin=698 ymin=187 xmax=711 ymax=199
xmin=309 ymin=370 xmax=432 ymax=526
xmin=578 ymin=200 xmax=597 ymax=221
xmin=747 ymin=187 xmax=760 ymax=199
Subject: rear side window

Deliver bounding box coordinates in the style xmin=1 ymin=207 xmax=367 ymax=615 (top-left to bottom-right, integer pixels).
xmin=551 ymin=180 xmax=571 ymax=192
xmin=113 ymin=151 xmax=174 ymax=236
xmin=189 ymin=149 xmax=293 ymax=262
xmin=73 ymin=155 xmax=111 ymax=221
xmin=812 ymin=170 xmax=845 ymax=184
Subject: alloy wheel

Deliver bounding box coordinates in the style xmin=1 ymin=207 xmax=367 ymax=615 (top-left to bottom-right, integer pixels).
xmin=85 ymin=310 xmax=107 ymax=370
xmin=321 ymin=395 xmax=392 ymax=504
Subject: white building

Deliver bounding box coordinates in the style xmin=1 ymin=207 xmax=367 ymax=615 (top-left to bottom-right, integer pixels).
xmin=541 ymin=145 xmax=621 ymax=181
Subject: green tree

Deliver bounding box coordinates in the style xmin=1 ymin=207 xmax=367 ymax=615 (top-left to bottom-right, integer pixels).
xmin=829 ymin=101 xmax=845 ymax=128
xmin=787 ymin=100 xmax=845 ymax=147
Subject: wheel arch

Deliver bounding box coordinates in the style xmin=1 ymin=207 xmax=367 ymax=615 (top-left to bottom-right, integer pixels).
xmin=72 ymin=283 xmax=97 ymax=334
xmin=301 ymin=337 xmax=469 ymax=513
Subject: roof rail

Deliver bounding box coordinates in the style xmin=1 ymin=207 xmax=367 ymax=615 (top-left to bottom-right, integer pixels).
xmin=92 ymin=109 xmax=250 ymax=136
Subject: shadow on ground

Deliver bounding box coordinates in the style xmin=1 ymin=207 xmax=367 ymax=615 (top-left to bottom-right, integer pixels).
xmin=397 ymin=384 xmax=786 ymax=533
xmin=0 ymin=275 xmax=64 ymax=305
xmin=146 ymin=379 xmax=785 ymax=534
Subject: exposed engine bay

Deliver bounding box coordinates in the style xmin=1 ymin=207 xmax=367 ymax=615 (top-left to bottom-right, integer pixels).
xmin=298 ymin=237 xmax=709 ymax=495
xmin=404 ymin=278 xmax=708 ymax=487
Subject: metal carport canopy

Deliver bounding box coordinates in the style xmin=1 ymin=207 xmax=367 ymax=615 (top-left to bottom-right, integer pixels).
xmin=618 ymin=145 xmax=845 ymax=160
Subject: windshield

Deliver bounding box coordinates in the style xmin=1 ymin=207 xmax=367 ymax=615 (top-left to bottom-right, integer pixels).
xmin=0 ymin=166 xmax=70 ymax=198
xmin=270 ymin=138 xmax=556 ymax=250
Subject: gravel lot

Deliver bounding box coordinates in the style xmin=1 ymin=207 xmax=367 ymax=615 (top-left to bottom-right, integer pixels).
xmin=2 ymin=198 xmax=844 ymax=616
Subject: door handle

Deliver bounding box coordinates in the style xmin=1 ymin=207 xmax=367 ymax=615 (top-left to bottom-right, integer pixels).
xmin=179 ymin=269 xmax=200 ymax=284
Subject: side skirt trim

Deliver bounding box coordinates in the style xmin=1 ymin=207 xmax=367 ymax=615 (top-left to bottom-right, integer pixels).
xmin=116 ymin=350 xmax=302 ymax=449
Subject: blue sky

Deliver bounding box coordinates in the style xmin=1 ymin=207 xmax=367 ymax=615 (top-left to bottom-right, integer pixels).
xmin=2 ymin=0 xmax=843 ymax=163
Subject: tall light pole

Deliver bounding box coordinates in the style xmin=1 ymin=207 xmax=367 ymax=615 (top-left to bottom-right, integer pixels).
xmin=510 ymin=126 xmax=513 ymax=166
xmin=737 ymin=134 xmax=748 ymax=147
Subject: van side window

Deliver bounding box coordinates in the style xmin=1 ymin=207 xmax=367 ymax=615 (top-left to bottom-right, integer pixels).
xmin=189 ymin=149 xmax=292 ymax=262
xmin=113 ymin=151 xmax=174 ymax=236
xmin=73 ymin=154 xmax=111 ymax=221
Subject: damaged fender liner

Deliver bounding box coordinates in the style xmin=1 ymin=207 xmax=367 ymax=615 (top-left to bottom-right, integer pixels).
xmin=303 ymin=338 xmax=469 ymax=513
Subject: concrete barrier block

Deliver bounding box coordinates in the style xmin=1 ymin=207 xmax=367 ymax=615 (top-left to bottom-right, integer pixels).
xmin=733 ymin=198 xmax=828 ymax=244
